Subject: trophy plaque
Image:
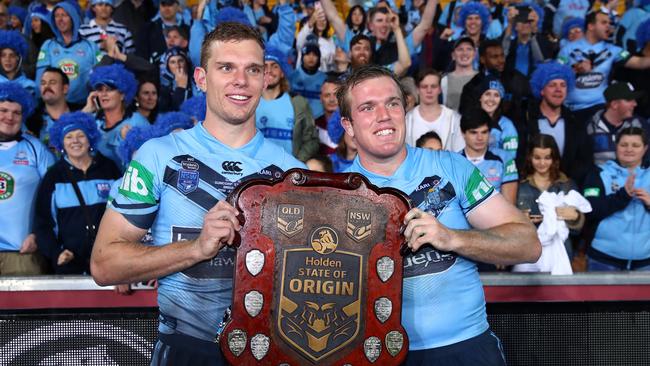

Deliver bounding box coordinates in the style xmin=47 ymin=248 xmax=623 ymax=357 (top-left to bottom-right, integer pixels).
xmin=221 ymin=169 xmax=411 ymax=365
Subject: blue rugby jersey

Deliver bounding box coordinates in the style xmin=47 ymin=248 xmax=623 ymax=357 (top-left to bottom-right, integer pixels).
xmin=256 ymin=93 xmax=295 ymax=155
xmin=558 ymin=38 xmax=631 ymax=110
xmin=346 ymin=145 xmax=496 ymax=349
xmin=0 ymin=135 xmax=55 ymax=251
xmin=110 ymin=123 xmax=305 ymax=341
xmin=460 ymin=149 xmax=518 ymax=192
xmin=489 ymin=115 xmax=518 ymax=164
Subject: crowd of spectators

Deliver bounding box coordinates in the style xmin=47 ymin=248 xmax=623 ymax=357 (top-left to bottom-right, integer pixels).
xmin=0 ymin=0 xmax=649 ymax=277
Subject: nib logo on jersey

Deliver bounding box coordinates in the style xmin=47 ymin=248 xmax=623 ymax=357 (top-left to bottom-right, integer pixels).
xmin=221 ymin=161 xmax=243 ymax=176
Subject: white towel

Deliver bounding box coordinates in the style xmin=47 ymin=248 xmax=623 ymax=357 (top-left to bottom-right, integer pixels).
xmin=513 ymin=190 xmax=592 ymax=275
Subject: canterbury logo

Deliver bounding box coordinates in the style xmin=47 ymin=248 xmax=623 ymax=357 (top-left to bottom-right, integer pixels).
xmin=222 ymin=161 xmax=243 ymax=172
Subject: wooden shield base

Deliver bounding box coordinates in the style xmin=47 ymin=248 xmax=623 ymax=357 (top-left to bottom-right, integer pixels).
xmin=221 ymin=169 xmax=410 ymax=365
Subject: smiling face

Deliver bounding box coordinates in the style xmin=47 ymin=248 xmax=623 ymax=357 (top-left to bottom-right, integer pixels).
xmin=480 ymin=89 xmax=501 ymax=116
xmin=63 ymin=129 xmax=90 ymax=159
xmin=452 ymin=42 xmax=475 ymax=68
xmin=341 ymin=76 xmax=406 ymax=163
xmin=136 ymin=82 xmax=157 ymax=111
xmin=194 ymin=39 xmax=265 ymax=127
xmin=350 ymin=39 xmax=371 ymax=68
xmin=0 ymin=101 xmax=22 ymax=139
xmin=465 ymin=14 xmax=482 ymax=36
xmin=53 ymin=7 xmax=72 ymax=35
xmin=368 ymin=11 xmax=389 ymax=41
xmin=540 ymin=79 xmax=567 ymax=108
xmin=531 ymin=147 xmax=553 ymax=176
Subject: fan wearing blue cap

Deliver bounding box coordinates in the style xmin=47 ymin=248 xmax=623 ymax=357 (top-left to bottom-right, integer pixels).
xmin=34 ymin=111 xmax=120 ymax=274
xmin=256 ymin=46 xmax=319 ymax=162
xmin=0 ymin=81 xmax=55 ymax=275
xmin=78 ymin=0 xmax=135 ymax=55
xmin=289 ymin=43 xmax=326 ymax=119
xmin=519 ymin=61 xmax=592 ymax=184
xmin=82 ymin=63 xmax=149 ymax=168
xmin=0 ymin=30 xmax=36 ymax=96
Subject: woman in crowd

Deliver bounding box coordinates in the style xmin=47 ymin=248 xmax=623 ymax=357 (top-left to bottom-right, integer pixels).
xmin=584 ymin=127 xmax=650 ymax=271
xmin=477 ymin=75 xmax=519 ymax=163
xmin=82 ymin=63 xmax=149 ymax=168
xmin=23 ymin=5 xmax=53 ymax=79
xmin=297 ymin=4 xmax=336 ymax=72
xmin=517 ymin=134 xmax=586 ymax=259
xmin=34 ymin=112 xmax=121 ymax=274
xmin=134 ymin=79 xmax=159 ymax=123
xmin=345 ymin=5 xmax=366 ymax=35
xmin=158 ymin=47 xmax=196 ymax=112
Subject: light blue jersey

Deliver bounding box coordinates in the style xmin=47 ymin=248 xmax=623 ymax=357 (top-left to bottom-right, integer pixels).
xmin=558 ymin=38 xmax=630 ymax=110
xmin=110 ymin=124 xmax=304 ymax=341
xmin=290 ymin=68 xmax=326 ymax=118
xmin=489 ymin=115 xmax=518 ymax=163
xmin=256 ymin=93 xmax=294 ymax=154
xmin=96 ymin=112 xmax=150 ymax=169
xmin=0 ymin=135 xmax=55 ymax=251
xmin=461 ymin=149 xmax=518 ymax=192
xmin=346 ymin=145 xmax=495 ymax=349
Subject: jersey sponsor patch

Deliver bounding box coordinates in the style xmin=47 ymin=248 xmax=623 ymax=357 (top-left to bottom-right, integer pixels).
xmin=505 ymin=159 xmax=517 ymax=175
xmin=58 ymin=59 xmax=80 ymax=79
xmin=172 ymin=226 xmax=236 ymax=279
xmin=502 ymin=136 xmax=518 ymax=151
xmin=37 ymin=50 xmax=45 ymax=61
xmin=465 ymin=168 xmax=494 ymax=207
xmin=0 ymin=171 xmax=15 ymax=200
xmin=119 ymin=160 xmax=156 ymax=204
xmin=403 ymin=246 xmax=456 ymax=278
xmin=583 ymin=187 xmax=600 ymax=197
xmin=575 ymin=72 xmax=604 ymax=89
xmin=13 ymin=151 xmax=30 ymax=165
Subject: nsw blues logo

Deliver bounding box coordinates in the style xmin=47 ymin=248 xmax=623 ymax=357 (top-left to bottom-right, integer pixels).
xmin=177 ymin=169 xmax=199 ymax=194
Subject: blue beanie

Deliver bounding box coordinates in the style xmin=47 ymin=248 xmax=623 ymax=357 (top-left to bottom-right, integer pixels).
xmin=636 ymin=18 xmax=650 ymax=51
xmin=476 ymin=76 xmax=505 ymax=98
xmin=118 ymin=125 xmax=160 ymax=165
xmin=561 ymin=17 xmax=584 ymax=40
xmin=49 ymin=112 xmax=101 ymax=152
xmin=153 ymin=111 xmax=194 ymax=136
xmin=456 ymin=2 xmax=490 ymax=34
xmin=0 ymin=30 xmax=28 ymax=59
xmin=8 ymin=6 xmax=27 ymax=25
xmin=529 ymin=62 xmax=575 ymax=99
xmin=90 ymin=0 xmax=114 ymax=6
xmin=89 ymin=64 xmax=138 ymax=105
xmin=0 ymin=81 xmax=34 ymax=121
xmin=327 ymin=109 xmax=344 ymax=143
xmin=215 ymin=7 xmax=251 ymax=26
xmin=265 ymin=46 xmax=292 ymax=78
xmin=180 ymin=94 xmax=206 ymax=122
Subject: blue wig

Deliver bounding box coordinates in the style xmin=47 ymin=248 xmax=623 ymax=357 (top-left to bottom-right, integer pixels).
xmin=180 ymin=94 xmax=206 ymax=122
xmin=636 ymin=18 xmax=650 ymax=51
xmin=265 ymin=46 xmax=292 ymax=78
xmin=327 ymin=109 xmax=344 ymax=143
xmin=118 ymin=125 xmax=160 ymax=165
xmin=528 ymin=2 xmax=545 ymax=33
xmin=89 ymin=63 xmax=138 ymax=105
xmin=456 ymin=2 xmax=490 ymax=34
xmin=49 ymin=112 xmax=101 ymax=152
xmin=561 ymin=17 xmax=584 ymax=40
xmin=0 ymin=30 xmax=28 ymax=59
xmin=529 ymin=62 xmax=575 ymax=99
xmin=0 ymin=81 xmax=34 ymax=121
xmin=215 ymin=7 xmax=252 ymax=26
xmin=153 ymin=112 xmax=194 ymax=136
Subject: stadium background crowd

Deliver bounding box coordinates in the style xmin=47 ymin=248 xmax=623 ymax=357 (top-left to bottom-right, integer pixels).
xmin=0 ymin=0 xmax=649 ymax=278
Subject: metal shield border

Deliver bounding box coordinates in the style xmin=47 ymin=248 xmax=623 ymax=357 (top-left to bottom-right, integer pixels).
xmin=221 ymin=169 xmax=411 ymax=365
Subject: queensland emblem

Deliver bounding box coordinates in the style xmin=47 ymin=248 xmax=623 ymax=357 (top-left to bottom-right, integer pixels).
xmin=277 ymin=204 xmax=304 ymax=237
xmin=278 ymin=247 xmax=362 ymax=362
xmin=346 ymin=209 xmax=372 ymax=242
xmin=310 ymin=226 xmax=339 ymax=255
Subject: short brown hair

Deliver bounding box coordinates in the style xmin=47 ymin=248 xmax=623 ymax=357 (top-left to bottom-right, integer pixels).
xmin=336 ymin=65 xmax=406 ymax=121
xmin=416 ymin=68 xmax=441 ymax=86
xmin=200 ymin=22 xmax=265 ymax=70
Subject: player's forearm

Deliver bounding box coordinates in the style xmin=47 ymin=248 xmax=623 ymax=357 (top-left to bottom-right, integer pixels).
xmin=449 ymin=222 xmax=541 ymax=265
xmin=91 ymin=239 xmax=202 ymax=286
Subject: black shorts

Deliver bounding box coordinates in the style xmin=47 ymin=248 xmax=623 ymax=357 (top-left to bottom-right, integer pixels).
xmin=149 ymin=332 xmax=227 ymax=366
xmin=403 ymin=330 xmax=507 ymax=366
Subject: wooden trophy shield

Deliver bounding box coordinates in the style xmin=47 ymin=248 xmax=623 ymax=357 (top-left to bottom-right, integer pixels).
xmin=220 ymin=169 xmax=411 ymax=365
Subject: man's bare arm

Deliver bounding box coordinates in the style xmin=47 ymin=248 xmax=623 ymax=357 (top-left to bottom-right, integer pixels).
xmin=500 ymin=181 xmax=518 ymax=205
xmin=320 ymin=0 xmax=348 ymax=43
xmin=90 ymin=201 xmax=240 ymax=286
xmin=411 ymin=0 xmax=438 ymax=48
xmin=404 ymin=193 xmax=541 ymax=265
